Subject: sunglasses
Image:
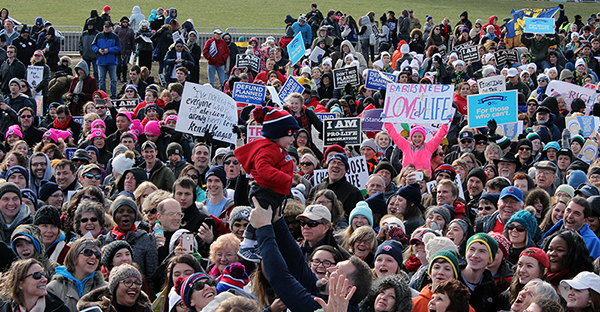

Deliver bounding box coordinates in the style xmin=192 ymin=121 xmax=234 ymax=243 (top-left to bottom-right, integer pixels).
xmin=299 ymin=220 xmax=324 ymax=228
xmin=223 ymin=159 xmax=239 ymax=165
xmin=519 ymin=146 xmax=531 ymax=151
xmin=81 ymin=248 xmax=101 ymax=258
xmin=95 ymin=106 xmax=106 ymax=109
xmin=476 ymin=141 xmax=486 ymax=145
xmin=25 ymin=271 xmax=47 ymax=280
xmin=193 ymin=278 xmax=218 ymax=290
xmin=461 ymin=139 xmax=474 ymax=144
xmin=81 ymin=217 xmax=98 ymax=223
xmin=527 ymin=103 xmax=538 ymax=106
xmin=82 ymin=195 xmax=100 ymax=202
xmin=85 ymin=174 xmax=102 ymax=180
xmin=187 ymin=174 xmax=198 ymax=180
xmin=20 ymin=115 xmax=32 ymax=119
xmin=126 ymin=90 xmax=135 ymax=93
xmin=300 ymin=162 xmax=314 ymax=166
xmin=478 ymin=206 xmax=494 ymax=211
xmin=506 ymin=224 xmax=527 ymax=232
xmin=147 ymin=208 xmax=157 ymax=214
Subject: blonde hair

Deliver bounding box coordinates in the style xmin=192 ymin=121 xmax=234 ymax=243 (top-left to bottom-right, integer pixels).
xmin=209 ymin=233 xmax=240 ymax=264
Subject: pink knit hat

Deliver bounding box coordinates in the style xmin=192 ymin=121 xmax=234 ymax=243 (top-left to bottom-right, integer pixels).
xmin=91 ymin=119 xmax=106 ymax=130
xmin=89 ymin=129 xmax=106 ymax=140
xmin=57 ymin=130 xmax=73 ymax=141
xmin=5 ymin=125 xmax=22 ymax=139
xmin=127 ymin=130 xmax=138 ymax=141
xmin=410 ymin=125 xmax=426 ymax=139
xmin=144 ymin=121 xmax=161 ymax=136
xmin=43 ymin=129 xmax=59 ymax=143
xmin=165 ymin=115 xmax=178 ymax=123
xmin=129 ymin=119 xmax=143 ymax=135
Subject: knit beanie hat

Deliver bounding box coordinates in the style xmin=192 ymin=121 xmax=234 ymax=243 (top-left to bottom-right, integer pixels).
xmin=374 ymin=161 xmax=397 ymax=178
xmin=89 ymin=129 xmax=106 ymax=140
xmin=6 ymin=166 xmax=29 ymax=185
xmin=448 ymin=219 xmax=469 ymax=238
xmin=466 ymin=233 xmax=499 ymax=265
xmin=179 ymin=273 xmax=211 ymax=308
xmin=395 ymin=183 xmax=422 ymax=207
xmin=167 ymin=142 xmax=183 ymax=157
xmin=216 ymin=263 xmax=249 ymax=293
xmin=205 ymin=165 xmax=226 ymax=188
xmin=129 ymin=120 xmax=143 ymax=137
xmin=261 ymin=107 xmax=300 ymax=139
xmin=145 ymin=120 xmax=161 ymax=136
xmin=5 ymin=125 xmax=22 ymax=139
xmin=425 ymin=206 xmax=451 ymax=226
xmin=324 ymin=145 xmax=345 ymax=159
xmin=409 ymin=126 xmax=426 ymax=141
xmin=375 ymin=239 xmax=404 ymax=266
xmin=555 ymin=184 xmax=575 ymax=199
xmin=91 ymin=119 xmax=106 ymax=130
xmin=327 ymin=153 xmax=349 ymax=171
xmin=429 ymin=250 xmax=460 ymax=278
xmin=479 ymin=193 xmax=500 ymax=209
xmin=43 ymin=129 xmax=59 ymax=144
xmin=466 ymin=168 xmax=487 ymax=185
xmin=504 ymin=210 xmax=537 ymax=247
xmin=33 ymin=205 xmax=61 ymax=228
xmin=0 ymin=182 xmax=22 ymax=201
xmin=526 ymin=133 xmax=540 ymax=142
xmin=21 ymin=189 xmax=37 ymax=211
xmin=424 ymin=234 xmax=458 ymax=262
xmin=360 ymin=138 xmax=378 ymax=153
xmin=365 ymin=191 xmax=387 ymax=215
xmin=349 ymin=201 xmax=373 ymax=226
xmin=169 ymin=83 xmax=183 ymax=96
xmin=38 ymin=182 xmax=61 ymax=202
xmin=85 ymin=145 xmax=100 ymax=159
xmin=568 ymin=170 xmax=588 ymax=189
xmin=101 ymin=240 xmax=133 ymax=270
xmin=108 ymin=263 xmax=142 ymax=294
xmin=434 ymin=164 xmax=456 ymax=181
xmin=519 ymin=247 xmax=549 ymax=268
xmin=228 ymin=206 xmax=251 ymax=230
xmin=487 ymin=231 xmax=510 ymax=260
xmin=111 ymin=196 xmax=138 ymax=221
xmin=572 ymin=135 xmax=585 ymax=147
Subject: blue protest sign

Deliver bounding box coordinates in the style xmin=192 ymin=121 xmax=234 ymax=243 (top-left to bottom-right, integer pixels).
xmin=73 ymin=117 xmax=84 ymax=126
xmin=361 ymin=109 xmax=384 ymax=131
xmin=232 ymin=82 xmax=267 ymax=105
xmin=365 ymin=70 xmax=398 ymax=90
xmin=287 ymin=32 xmax=306 ymax=66
xmin=524 ymin=17 xmax=555 ymax=34
xmin=467 ymin=90 xmax=518 ymax=128
xmin=316 ymin=113 xmax=337 ymax=121
xmin=278 ymin=77 xmax=305 ymax=103
xmin=65 ymin=148 xmax=77 ymax=160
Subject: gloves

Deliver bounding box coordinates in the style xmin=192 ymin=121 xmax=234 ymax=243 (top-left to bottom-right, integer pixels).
xmin=204 ymin=129 xmax=213 ymax=146
xmin=487 ymin=119 xmax=497 ymax=135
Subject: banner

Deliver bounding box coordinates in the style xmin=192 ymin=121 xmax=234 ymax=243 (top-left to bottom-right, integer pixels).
xmin=65 ymin=148 xmax=77 ymax=160
xmin=232 ymin=82 xmax=267 ymax=105
xmin=478 ymin=75 xmax=506 ymax=94
xmin=459 ymin=46 xmax=479 ymax=62
xmin=73 ymin=117 xmax=84 ymax=126
xmin=27 ymin=65 xmax=44 ymax=94
xmin=235 ymin=54 xmax=261 ymax=73
xmin=365 ymin=70 xmax=398 ymax=90
xmin=175 ymin=82 xmax=238 ymax=144
xmin=545 ymin=80 xmax=598 ymax=113
xmin=467 ymin=90 xmax=518 ymax=128
xmin=311 ymin=155 xmax=369 ymax=190
xmin=287 ymin=32 xmax=306 ymax=65
xmin=566 ymin=116 xmax=598 ymax=138
xmin=323 ymin=117 xmax=362 ymax=146
xmin=505 ymin=6 xmax=560 ymax=38
xmin=496 ymin=121 xmax=524 ymax=142
xmin=333 ymin=66 xmax=360 ymax=89
xmin=361 ymin=109 xmax=385 ymax=131
xmin=278 ymin=77 xmax=305 ymax=103
xmin=494 ymin=49 xmax=519 ymax=66
xmin=579 ymin=140 xmax=598 ymax=164
xmin=382 ymin=83 xmax=455 ymax=125
xmin=246 ymin=125 xmax=263 ymax=143
xmin=112 ymin=99 xmax=139 ymax=112
xmin=524 ymin=17 xmax=555 ymax=34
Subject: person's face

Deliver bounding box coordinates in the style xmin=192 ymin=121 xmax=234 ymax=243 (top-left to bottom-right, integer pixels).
xmin=114 ymin=206 xmax=136 ymax=232
xmin=511 ymin=284 xmax=537 ymax=312
xmin=230 ymin=219 xmax=248 ymax=240
xmin=566 ymin=287 xmax=592 ymax=310
xmin=193 ymin=146 xmax=210 ymax=169
xmin=353 ymin=238 xmax=372 ymax=260
xmin=158 ymin=200 xmax=182 ymax=232
xmin=374 ymin=287 xmax=396 ymax=312
xmin=7 ymin=173 xmax=27 ymax=189
xmin=446 ymin=222 xmax=465 ymax=246
xmin=87 ymin=150 xmax=97 ymax=163
xmin=527 ymin=101 xmax=538 ymax=114
xmin=387 ymin=195 xmax=407 ymax=217
xmin=412 ymin=242 xmax=426 ymax=262
xmin=176 ymin=70 xmax=186 ymax=82
xmin=557 ymin=155 xmax=571 ymax=170
xmin=223 ymin=157 xmax=240 ymax=180
xmin=38 ymin=224 xmax=60 ymax=247
xmin=455 ymin=166 xmax=466 ymax=181
xmin=546 ymin=236 xmax=568 ymax=273
xmin=206 ymin=176 xmax=224 ymax=197
xmin=76 ymin=247 xmax=100 ymax=276
xmin=190 ymin=278 xmax=217 ymax=310
xmin=20 ymin=264 xmax=48 ymax=299
xmin=436 ymin=184 xmax=456 ymax=206
xmin=374 ymin=254 xmax=399 ymax=277
xmin=142 ymin=148 xmax=158 ymax=164
xmin=122 ymin=172 xmax=137 ymax=192
xmin=410 ymin=131 xmax=425 ymax=146
xmin=300 ymin=217 xmax=330 ymax=244
xmin=430 ymin=259 xmax=455 ymax=286
xmin=79 ymin=211 xmax=101 ymax=237
xmin=351 ymin=215 xmax=369 ymax=230
xmin=514 ymin=179 xmax=528 ymax=193
xmin=144 ymin=91 xmax=156 ymax=104
xmin=516 ymin=256 xmax=544 ymax=285
xmin=507 ymin=221 xmax=527 ymax=247
xmin=535 ymin=168 xmax=555 ymax=189
xmin=459 ymin=138 xmax=474 ymax=153
xmin=214 ymin=247 xmax=238 ymax=273
xmin=498 ymin=196 xmax=521 ymax=223
xmin=310 ymin=250 xmax=336 ymax=280
xmin=588 ymin=215 xmax=600 ymax=233
xmin=327 ymin=159 xmax=346 ymax=183
xmin=46 ymin=190 xmax=63 ymax=208
xmin=426 ymin=212 xmax=447 ymax=230
xmin=146 ymin=108 xmax=158 ymax=120
xmin=174 ymin=186 xmax=194 ymax=209
xmin=116 ymin=116 xmax=131 ymax=132
xmin=435 ymin=172 xmax=452 ymax=183
xmin=498 ymin=161 xmax=516 ymax=179
xmin=119 ymin=137 xmax=134 ymax=150
xmin=459 ymin=84 xmax=469 ymax=97
xmin=171 ymin=262 xmax=194 ymax=283
xmin=563 ymin=202 xmax=587 ymax=231
xmin=81 ymin=169 xmax=102 ymax=188
xmin=366 ymin=176 xmax=385 ymax=197
xmin=112 ymin=248 xmax=132 ymax=267
xmin=54 ymin=166 xmax=75 ymax=188
xmin=545 ymin=148 xmax=556 ymax=161
xmin=115 ymin=277 xmax=141 ymax=307
xmin=518 ymin=145 xmax=532 ymax=160
xmin=551 ymin=202 xmax=566 ymax=225
xmin=466 ymin=242 xmax=491 ymax=270
xmin=300 ymin=157 xmax=315 ymax=175
xmin=14 ymin=238 xmax=35 ymax=259
xmin=478 ymin=199 xmax=496 ymax=217
xmin=428 ymin=293 xmax=451 ymax=312
xmin=296 ymin=131 xmax=308 ymax=147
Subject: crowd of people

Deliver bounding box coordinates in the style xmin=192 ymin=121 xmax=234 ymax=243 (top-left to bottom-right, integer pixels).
xmin=0 ymin=3 xmax=598 ymax=312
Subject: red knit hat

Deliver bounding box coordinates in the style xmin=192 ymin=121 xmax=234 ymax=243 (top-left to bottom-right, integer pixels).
xmin=216 ymin=263 xmax=249 ymax=293
xmin=488 ymin=231 xmax=510 ymax=260
xmin=261 ymin=107 xmax=299 ymax=139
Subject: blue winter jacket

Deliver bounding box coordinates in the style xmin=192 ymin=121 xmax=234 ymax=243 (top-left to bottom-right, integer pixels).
xmin=543 ymin=219 xmax=600 ymax=259
xmin=91 ymin=31 xmax=121 ymax=66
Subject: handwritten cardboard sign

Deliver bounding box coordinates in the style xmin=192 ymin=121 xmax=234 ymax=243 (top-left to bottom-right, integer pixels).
xmin=478 ymin=75 xmax=506 ymax=94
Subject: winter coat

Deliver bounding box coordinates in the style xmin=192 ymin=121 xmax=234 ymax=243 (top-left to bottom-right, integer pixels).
xmin=358 ymin=16 xmax=372 ymax=40
xmin=92 ymin=30 xmax=122 ymax=66
xmin=397 ymin=11 xmax=411 ymax=42
xmin=481 ymin=16 xmax=501 ymax=38
xmin=0 ymin=203 xmax=32 ymax=243
xmin=202 ymin=37 xmax=230 ymax=67
xmin=164 ymin=43 xmax=196 ymax=76
xmin=47 ymin=268 xmax=108 ymax=312
xmin=292 ymin=21 xmax=312 ymax=45
xmin=135 ymin=28 xmax=154 ymax=52
xmin=99 ymin=228 xmax=158 ymax=279
xmin=43 ymin=36 xmax=61 ymax=72
xmin=533 ymin=113 xmax=561 ymax=142
xmin=151 ymin=26 xmax=173 ymax=60
xmin=67 ymin=61 xmax=98 ymax=116
xmin=129 ymin=6 xmax=146 ymax=33
xmin=520 ymin=33 xmax=560 ymax=62
xmin=5 ymin=93 xmax=34 ymax=113
xmin=459 ymin=267 xmax=498 ymax=312
xmin=0 ymin=105 xmax=18 ymax=138
xmin=0 ymin=293 xmax=70 ymax=312
xmin=543 ymin=219 xmax=600 ymax=259
xmin=138 ymin=160 xmax=175 ymax=192
xmin=77 ymin=286 xmax=152 ymax=312
xmin=14 ymin=36 xmax=36 ymax=66
xmin=335 ymin=40 xmax=368 ymax=72
xmin=80 ymin=28 xmax=99 ymax=61
xmin=114 ymin=25 xmax=135 ymax=56
xmin=0 ymin=57 xmax=26 ymax=95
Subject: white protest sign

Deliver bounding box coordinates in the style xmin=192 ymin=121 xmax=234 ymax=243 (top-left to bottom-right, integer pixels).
xmin=266 ymin=86 xmax=282 ymax=107
xmin=309 ymin=46 xmax=326 ymax=63
xmin=310 ymin=156 xmax=369 ymax=190
xmin=27 ymin=65 xmax=44 ymax=94
xmin=545 ymin=80 xmax=598 ymax=113
xmin=246 ymin=125 xmax=263 ymax=143
xmin=383 ymin=83 xmax=455 ymax=125
xmin=477 ymin=75 xmax=506 ymax=94
xmin=175 ymin=82 xmax=238 ymax=144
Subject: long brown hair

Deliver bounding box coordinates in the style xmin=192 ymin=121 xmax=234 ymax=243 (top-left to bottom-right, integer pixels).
xmin=0 ymin=259 xmax=42 ymax=306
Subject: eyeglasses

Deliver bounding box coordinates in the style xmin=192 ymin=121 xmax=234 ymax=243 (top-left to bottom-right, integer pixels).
xmin=95 ymin=106 xmax=106 ymax=110
xmin=146 ymin=208 xmax=157 ymax=214
xmin=82 ymin=195 xmax=100 ymax=202
xmin=537 ymin=169 xmax=554 ymax=175
xmin=25 ymin=271 xmax=47 ymax=280
xmin=20 ymin=115 xmax=32 ymax=119
xmin=299 ymin=220 xmax=325 ymax=228
xmin=223 ymin=159 xmax=239 ymax=165
xmin=300 ymin=162 xmax=314 ymax=166
xmin=121 ymin=280 xmax=143 ymax=288
xmin=310 ymin=259 xmax=334 ymax=268
xmin=81 ymin=248 xmax=101 ymax=258
xmin=166 ymin=212 xmax=184 ymax=218
xmin=316 ymin=200 xmax=331 ymax=205
xmin=506 ymin=224 xmax=527 ymax=232
xmin=84 ymin=174 xmax=102 ymax=180
xmin=31 ymin=162 xmax=46 ymax=167
xmin=192 ymin=278 xmax=217 ymax=291
xmin=187 ymin=174 xmax=198 ymax=180
xmin=80 ymin=217 xmax=98 ymax=223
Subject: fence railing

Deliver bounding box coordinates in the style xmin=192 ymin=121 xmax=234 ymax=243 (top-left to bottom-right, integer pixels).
xmin=53 ymin=25 xmax=83 ymax=54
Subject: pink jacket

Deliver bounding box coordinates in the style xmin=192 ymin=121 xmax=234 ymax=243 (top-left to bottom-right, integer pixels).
xmin=384 ymin=123 xmax=448 ymax=175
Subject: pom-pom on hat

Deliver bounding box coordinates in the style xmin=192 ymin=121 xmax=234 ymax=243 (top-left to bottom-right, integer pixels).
xmin=349 ymin=201 xmax=373 ymax=226
xmin=261 ymin=107 xmax=300 ymax=139
xmin=216 ymin=263 xmax=249 ymax=293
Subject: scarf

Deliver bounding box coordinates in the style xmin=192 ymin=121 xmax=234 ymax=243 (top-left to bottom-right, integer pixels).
xmin=111 ymin=224 xmax=136 ymax=241
xmin=536 ymin=86 xmax=546 ymax=101
xmin=293 ymin=108 xmax=310 ymax=133
xmin=16 ymin=297 xmax=45 ymax=312
xmin=53 ymin=115 xmax=72 ymax=130
xmin=73 ymin=74 xmax=85 ymax=94
xmin=547 ymin=269 xmax=571 ymax=287
xmin=405 ymin=255 xmax=422 ymax=272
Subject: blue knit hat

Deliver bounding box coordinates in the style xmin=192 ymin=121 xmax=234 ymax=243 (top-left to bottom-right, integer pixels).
xmin=375 ymin=239 xmax=404 ymax=267
xmin=504 ymin=210 xmax=537 ymax=247
xmin=205 ymin=165 xmax=227 ymax=187
xmin=261 ymin=107 xmax=300 ymax=139
xmin=180 ymin=273 xmax=211 ymax=309
xmin=568 ymin=170 xmax=588 ymax=189
xmin=6 ymin=166 xmax=29 ymax=187
xmin=349 ymin=201 xmax=373 ymax=226
xmin=21 ymin=189 xmax=37 ymax=211
xmin=85 ymin=145 xmax=99 ymax=158
xmin=327 ymin=153 xmax=350 ymax=171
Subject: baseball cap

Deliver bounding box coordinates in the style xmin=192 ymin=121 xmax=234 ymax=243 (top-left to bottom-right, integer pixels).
xmin=459 ymin=130 xmax=474 ymax=142
xmin=499 ymin=186 xmax=523 ymax=202
xmin=297 ymin=205 xmax=332 ymax=222
xmin=559 ymin=272 xmax=600 ymax=302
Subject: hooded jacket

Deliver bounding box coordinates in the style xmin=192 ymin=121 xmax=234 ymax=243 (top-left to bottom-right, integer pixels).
xmin=457 ymin=11 xmax=473 ymax=30
xmin=202 ymin=35 xmax=230 ymax=67
xmin=360 ymin=274 xmax=413 ymax=312
xmin=335 ymin=40 xmax=368 ymax=72
xmin=543 ymin=219 xmax=600 ymax=259
xmin=397 ymin=10 xmax=411 ymax=41
xmin=0 ymin=57 xmax=26 ymax=95
xmin=114 ymin=23 xmax=135 ymax=56
xmin=164 ymin=7 xmax=177 ymax=25
xmin=481 ymin=15 xmax=501 ymax=38
xmin=135 ymin=26 xmax=154 ymax=51
xmin=98 ymin=226 xmax=159 ymax=279
xmin=164 ymin=42 xmax=195 ymax=77
xmin=138 ymin=159 xmax=175 ymax=192
xmin=459 ymin=266 xmax=498 ymax=312
xmin=0 ymin=202 xmax=32 ymax=243
xmin=129 ymin=6 xmax=146 ymax=32
xmin=10 ymin=224 xmax=56 ymax=274
xmin=67 ymin=61 xmax=98 ymax=116
xmin=359 ymin=15 xmax=372 ymax=40
xmin=47 ymin=267 xmax=107 ymax=312
xmin=29 ymin=153 xmax=53 ymax=196
xmin=77 ymin=286 xmax=152 ymax=312
xmin=80 ymin=19 xmax=99 ymax=60
xmin=91 ymin=29 xmax=122 ymax=66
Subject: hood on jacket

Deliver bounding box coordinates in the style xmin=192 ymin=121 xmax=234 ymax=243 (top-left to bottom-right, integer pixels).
xmin=187 ymin=30 xmax=199 ymax=46
xmin=29 ymin=153 xmax=53 ymax=187
xmin=540 ymin=97 xmax=559 ymax=114
xmin=77 ymin=285 xmax=151 ymax=312
xmin=75 ymin=60 xmax=90 ymax=76
xmin=0 ymin=203 xmax=31 ymax=228
xmin=60 ymin=56 xmax=72 ymax=67
xmin=168 ymin=41 xmax=190 ymax=52
xmin=169 ymin=7 xmax=177 ymax=18
xmin=461 ymin=11 xmax=469 ymax=20
xmin=182 ymin=20 xmax=194 ymax=32
xmin=54 ymin=266 xmax=99 ymax=298
xmin=488 ymin=15 xmax=497 ymax=24
xmin=117 ymin=167 xmax=148 ymax=192
xmin=359 ymin=274 xmax=413 ymax=311
xmin=359 ymin=15 xmax=370 ymax=27
xmin=340 ymin=40 xmax=357 ymax=54
xmin=11 ymin=224 xmax=46 ymax=260
xmin=132 ymin=6 xmax=141 ymax=14
xmin=402 ymin=10 xmax=409 ymax=17
xmin=284 ymin=14 xmax=296 ymax=25
xmin=410 ymin=28 xmax=423 ymax=38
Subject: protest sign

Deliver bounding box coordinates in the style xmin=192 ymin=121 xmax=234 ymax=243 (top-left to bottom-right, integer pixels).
xmin=309 ymin=46 xmax=326 ymax=63
xmin=524 ymin=17 xmax=555 ymax=34
xmin=65 ymin=148 xmax=77 ymax=160
xmin=477 ymin=75 xmax=506 ymax=94
xmin=426 ymin=175 xmax=465 ymax=200
xmin=287 ymin=32 xmax=305 ymax=66
xmin=73 ymin=117 xmax=84 ymax=126
xmin=494 ymin=49 xmax=519 ymax=66
xmin=311 ymin=156 xmax=369 ymax=190
xmin=323 ymin=117 xmax=361 ymax=146
xmin=265 ymin=86 xmax=282 ymax=107
xmin=459 ymin=46 xmax=479 ymax=62
xmin=365 ymin=70 xmax=398 ymax=90
xmin=175 ymin=82 xmax=238 ymax=144
xmin=584 ymin=83 xmax=597 ymax=90
xmin=278 ymin=77 xmax=305 ymax=103
xmin=545 ymin=80 xmax=598 ymax=113
xmin=333 ymin=66 xmax=360 ymax=89
xmin=361 ymin=109 xmax=385 ymax=131
xmin=246 ymin=125 xmax=263 ymax=143
xmin=382 ymin=83 xmax=455 ymax=125
xmin=579 ymin=140 xmax=598 ymax=164
xmin=232 ymin=82 xmax=267 ymax=105
xmin=566 ymin=116 xmax=598 ymax=138
xmin=496 ymin=121 xmax=524 ymax=142
xmin=235 ymin=54 xmax=261 ymax=73
xmin=316 ymin=113 xmax=337 ymax=121
xmin=34 ymin=95 xmax=43 ymax=117
xmin=27 ymin=65 xmax=44 ymax=93
xmin=467 ymin=90 xmax=518 ymax=128
xmin=112 ymin=99 xmax=139 ymax=112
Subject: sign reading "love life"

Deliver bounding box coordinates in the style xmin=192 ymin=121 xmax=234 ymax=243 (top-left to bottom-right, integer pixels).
xmin=382 ymin=83 xmax=455 ymax=125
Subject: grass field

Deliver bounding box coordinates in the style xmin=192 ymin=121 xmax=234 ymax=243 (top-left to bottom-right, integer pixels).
xmin=4 ymin=0 xmax=600 ymax=30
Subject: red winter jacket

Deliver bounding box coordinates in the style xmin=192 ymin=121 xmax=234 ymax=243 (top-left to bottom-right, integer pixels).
xmin=481 ymin=15 xmax=502 ymax=38
xmin=202 ymin=38 xmax=230 ymax=67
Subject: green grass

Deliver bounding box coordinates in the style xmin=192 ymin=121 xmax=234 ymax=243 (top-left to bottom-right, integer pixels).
xmin=5 ymin=0 xmax=599 ymax=30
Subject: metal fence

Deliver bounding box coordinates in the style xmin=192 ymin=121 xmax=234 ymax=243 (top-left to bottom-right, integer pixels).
xmin=54 ymin=25 xmax=83 ymax=54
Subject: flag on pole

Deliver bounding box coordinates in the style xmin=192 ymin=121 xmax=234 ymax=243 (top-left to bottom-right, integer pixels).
xmin=505 ymin=6 xmax=560 ymax=38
